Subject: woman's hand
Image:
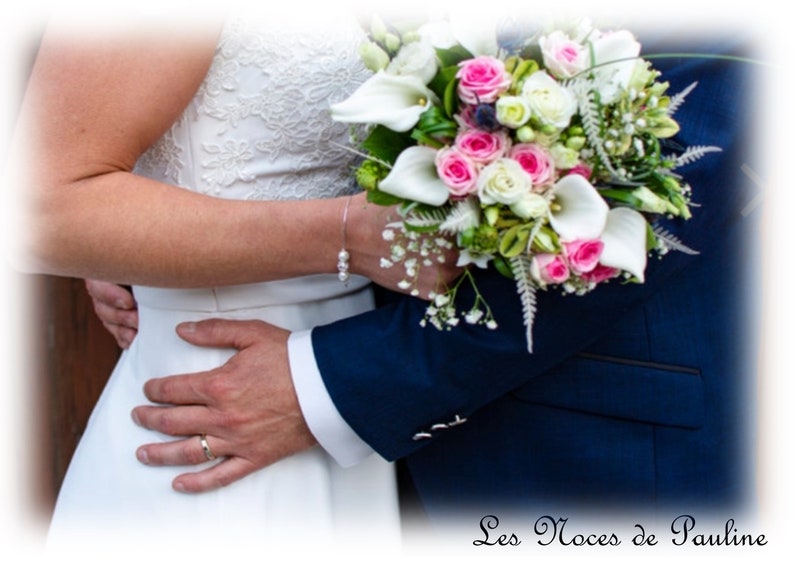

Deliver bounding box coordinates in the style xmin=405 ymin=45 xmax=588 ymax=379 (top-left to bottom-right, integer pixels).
xmin=346 ymin=192 xmax=463 ymax=300
xmin=85 ymin=279 xmax=139 ymax=349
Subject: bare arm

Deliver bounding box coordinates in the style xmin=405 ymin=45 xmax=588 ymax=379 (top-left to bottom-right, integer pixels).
xmin=9 ymin=15 xmax=457 ymax=290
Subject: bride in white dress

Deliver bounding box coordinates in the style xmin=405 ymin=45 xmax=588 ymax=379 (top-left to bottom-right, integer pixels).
xmin=8 ymin=6 xmax=428 ymax=554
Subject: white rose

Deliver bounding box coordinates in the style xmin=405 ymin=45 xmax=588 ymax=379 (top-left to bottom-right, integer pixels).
xmin=477 ymin=158 xmax=533 ymax=206
xmin=549 ymin=143 xmax=580 ymax=169
xmin=510 ymin=191 xmax=549 ymax=219
xmin=522 ymin=71 xmax=577 ymax=129
xmin=387 ymin=40 xmax=439 ymax=85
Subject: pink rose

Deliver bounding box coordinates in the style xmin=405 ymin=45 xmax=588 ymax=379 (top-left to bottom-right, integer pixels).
xmin=435 ymin=147 xmax=479 ymax=197
xmin=565 ymin=164 xmax=593 ymax=180
xmin=563 ymin=239 xmax=604 ymax=274
xmin=580 ymin=263 xmax=619 ymax=284
xmin=539 ymin=30 xmax=588 ymax=79
xmin=455 ymin=129 xmax=509 ymax=164
xmin=456 ymin=56 xmax=512 ymax=105
xmin=510 ymin=143 xmax=555 ymax=187
xmin=532 ymin=253 xmax=570 ymax=284
xmin=455 ymin=106 xmax=479 ymax=129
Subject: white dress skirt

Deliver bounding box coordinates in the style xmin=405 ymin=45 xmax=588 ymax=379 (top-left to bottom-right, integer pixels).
xmin=46 ymin=12 xmax=400 ymax=554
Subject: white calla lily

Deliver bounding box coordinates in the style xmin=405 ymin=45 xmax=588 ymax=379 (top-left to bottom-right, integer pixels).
xmin=379 ymin=146 xmax=450 ymax=206
xmin=599 ymin=207 xmax=648 ymax=282
xmin=548 ymin=174 xmax=609 ymax=241
xmin=330 ymin=71 xmax=439 ymax=132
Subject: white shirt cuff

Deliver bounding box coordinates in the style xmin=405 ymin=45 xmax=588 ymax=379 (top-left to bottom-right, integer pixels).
xmin=287 ymin=329 xmax=375 ymax=467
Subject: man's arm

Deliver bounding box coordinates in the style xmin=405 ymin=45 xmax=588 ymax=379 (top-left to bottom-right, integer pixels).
xmin=133 ymin=37 xmax=760 ymax=490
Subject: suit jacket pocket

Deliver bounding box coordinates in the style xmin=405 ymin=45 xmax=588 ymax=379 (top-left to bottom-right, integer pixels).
xmin=510 ymin=353 xmax=704 ymax=429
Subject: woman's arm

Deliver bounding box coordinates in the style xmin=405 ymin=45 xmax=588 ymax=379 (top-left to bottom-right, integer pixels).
xmin=8 ymin=15 xmax=458 ymax=291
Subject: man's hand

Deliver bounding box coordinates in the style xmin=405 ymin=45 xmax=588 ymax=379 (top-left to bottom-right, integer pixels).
xmin=131 ymin=319 xmax=317 ymax=493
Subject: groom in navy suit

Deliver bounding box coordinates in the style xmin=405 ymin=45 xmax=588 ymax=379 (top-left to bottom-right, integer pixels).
xmin=131 ymin=33 xmax=762 ymax=525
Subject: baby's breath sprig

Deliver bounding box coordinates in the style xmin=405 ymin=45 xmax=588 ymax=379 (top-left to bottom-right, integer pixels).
xmin=381 ymin=222 xmax=455 ymax=298
xmin=382 ymin=221 xmax=498 ymax=331
xmin=420 ymin=268 xmax=498 ymax=331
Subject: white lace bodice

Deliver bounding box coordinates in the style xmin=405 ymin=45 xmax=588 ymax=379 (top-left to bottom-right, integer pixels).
xmin=134 ymin=14 xmax=369 ymax=201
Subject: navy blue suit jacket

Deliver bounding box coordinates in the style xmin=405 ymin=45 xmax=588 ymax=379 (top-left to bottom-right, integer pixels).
xmin=313 ymin=35 xmax=762 ymax=522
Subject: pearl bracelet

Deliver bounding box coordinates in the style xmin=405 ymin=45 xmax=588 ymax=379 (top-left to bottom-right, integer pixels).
xmin=337 ymin=196 xmax=352 ymax=284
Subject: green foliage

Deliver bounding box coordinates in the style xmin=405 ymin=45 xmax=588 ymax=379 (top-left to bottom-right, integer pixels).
xmin=435 ymin=44 xmax=472 ymax=67
xmin=410 ymin=105 xmax=458 ymax=147
xmin=366 ymin=188 xmax=405 ymax=207
xmin=499 ymin=224 xmax=531 ymax=258
xmin=355 ymin=159 xmax=390 ymax=191
xmin=361 ymin=125 xmax=414 ymax=165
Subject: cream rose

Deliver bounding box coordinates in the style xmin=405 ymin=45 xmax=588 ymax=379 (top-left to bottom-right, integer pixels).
xmin=522 ymin=71 xmax=577 ymax=129
xmin=495 ymin=96 xmax=532 ymax=129
xmin=477 ymin=158 xmax=533 ymax=206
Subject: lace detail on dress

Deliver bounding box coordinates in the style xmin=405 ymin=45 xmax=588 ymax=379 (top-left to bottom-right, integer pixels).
xmin=135 ymin=126 xmax=185 ymax=186
xmin=134 ymin=15 xmax=369 ymax=202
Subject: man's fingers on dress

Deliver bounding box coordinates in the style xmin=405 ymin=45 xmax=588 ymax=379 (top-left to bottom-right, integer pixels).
xmin=131 ymin=403 xmax=211 ymax=436
xmin=135 ymin=434 xmax=225 ymax=467
xmin=141 ymin=370 xmax=216 ymax=405
xmin=176 ymin=318 xmax=274 ymax=349
xmin=171 ymin=457 xmax=262 ymax=494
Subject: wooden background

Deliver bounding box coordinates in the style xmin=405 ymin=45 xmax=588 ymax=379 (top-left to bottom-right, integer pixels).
xmin=28 ymin=274 xmax=120 ymax=519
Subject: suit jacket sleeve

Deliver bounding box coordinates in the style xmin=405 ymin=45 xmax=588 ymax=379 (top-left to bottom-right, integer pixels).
xmin=311 ymin=35 xmax=761 ymax=461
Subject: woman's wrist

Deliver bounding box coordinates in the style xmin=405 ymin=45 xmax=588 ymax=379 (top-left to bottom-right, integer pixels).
xmin=336 ymin=195 xmax=352 ymax=284
xmin=343 ymin=192 xmax=394 ymax=280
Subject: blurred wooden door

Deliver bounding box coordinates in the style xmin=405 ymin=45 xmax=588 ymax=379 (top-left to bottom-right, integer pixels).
xmin=31 ymin=274 xmax=120 ymax=517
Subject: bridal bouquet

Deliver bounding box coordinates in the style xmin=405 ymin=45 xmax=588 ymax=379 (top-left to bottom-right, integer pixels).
xmin=331 ymin=16 xmax=717 ymax=352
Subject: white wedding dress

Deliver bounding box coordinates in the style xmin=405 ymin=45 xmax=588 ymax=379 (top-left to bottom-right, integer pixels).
xmin=46 ymin=13 xmax=400 ymax=554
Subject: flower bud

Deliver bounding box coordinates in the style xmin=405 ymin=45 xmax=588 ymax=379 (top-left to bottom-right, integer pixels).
xmin=516 ymin=125 xmax=536 ymax=143
xmin=530 ymin=227 xmax=559 ymax=253
xmin=565 ymin=136 xmax=586 ymax=151
xmin=661 ymin=176 xmax=682 ymax=193
xmin=384 ymin=33 xmax=402 ymax=54
xmin=484 ymin=206 xmax=500 ymax=226
xmin=646 ymin=115 xmax=680 ymax=139
xmin=370 ymin=15 xmax=389 ymax=43
xmin=632 ymin=186 xmax=678 ymax=215
xmin=358 ymin=41 xmax=390 ymax=72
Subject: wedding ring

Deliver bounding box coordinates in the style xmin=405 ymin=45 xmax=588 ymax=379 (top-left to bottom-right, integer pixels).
xmin=199 ymin=434 xmax=216 ymax=461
